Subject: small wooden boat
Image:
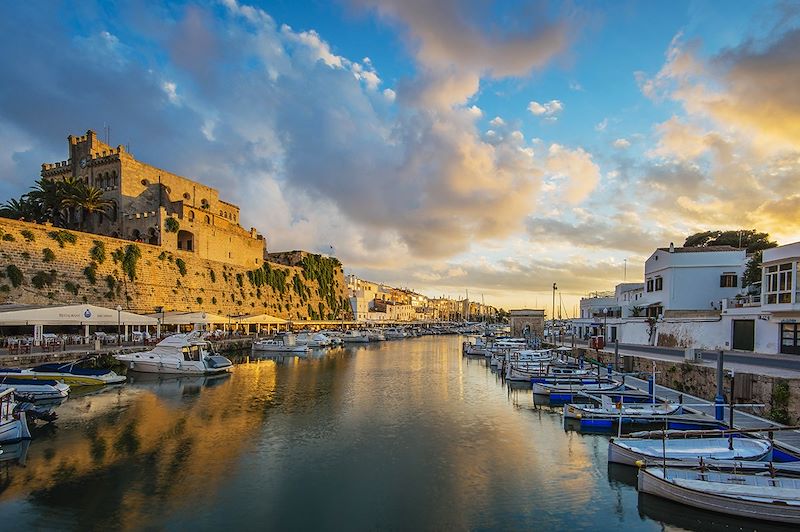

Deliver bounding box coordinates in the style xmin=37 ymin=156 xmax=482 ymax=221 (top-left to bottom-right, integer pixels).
xmin=564 ymin=397 xmax=681 ymax=420
xmin=609 ymin=436 xmax=772 ymax=466
xmin=638 ymin=466 xmax=800 ymax=524
xmin=533 ymin=380 xmax=623 ymax=395
xmin=0 ymin=389 xmax=31 ymax=443
xmin=0 ymin=377 xmax=70 ymax=401
xmin=0 ymin=361 xmax=125 ymax=386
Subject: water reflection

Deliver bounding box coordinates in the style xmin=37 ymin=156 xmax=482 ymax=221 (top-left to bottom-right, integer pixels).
xmin=0 ymin=337 xmax=730 ymax=530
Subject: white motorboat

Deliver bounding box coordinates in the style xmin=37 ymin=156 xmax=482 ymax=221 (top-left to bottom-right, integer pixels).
xmin=384 ymin=328 xmax=407 ymax=340
xmin=366 ymin=330 xmax=386 ymax=342
xmin=253 ymin=339 xmax=310 ymax=353
xmin=342 ymin=330 xmax=370 ymax=343
xmin=0 ymin=377 xmax=70 ymax=402
xmin=115 ymin=332 xmax=233 ymax=375
xmin=608 ymin=436 xmax=772 ymax=466
xmin=0 ymin=389 xmax=31 ymax=443
xmin=0 ymin=360 xmax=125 ymax=386
xmin=638 ymin=466 xmax=800 ymax=524
xmin=295 ymin=332 xmax=331 ymax=347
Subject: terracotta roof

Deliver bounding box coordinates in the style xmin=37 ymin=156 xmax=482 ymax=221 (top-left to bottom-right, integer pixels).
xmin=656 ymin=245 xmax=741 ymax=253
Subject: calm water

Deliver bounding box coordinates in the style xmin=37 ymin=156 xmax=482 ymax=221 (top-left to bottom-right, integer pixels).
xmin=0 ymin=336 xmax=789 ymax=530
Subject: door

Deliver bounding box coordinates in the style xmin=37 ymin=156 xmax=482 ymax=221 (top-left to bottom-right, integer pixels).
xmin=732 ymin=320 xmax=755 ymax=351
xmin=781 ymin=323 xmax=800 ymax=355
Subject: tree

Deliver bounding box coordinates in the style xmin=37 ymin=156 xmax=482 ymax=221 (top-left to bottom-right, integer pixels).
xmin=27 ymin=178 xmax=67 ymax=226
xmin=0 ymin=196 xmax=41 ymax=221
xmin=683 ymin=229 xmax=777 ymax=254
xmin=72 ymin=184 xmax=113 ymax=231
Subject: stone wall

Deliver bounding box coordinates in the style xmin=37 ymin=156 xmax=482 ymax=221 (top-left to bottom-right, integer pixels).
xmin=0 ymin=218 xmax=350 ymax=321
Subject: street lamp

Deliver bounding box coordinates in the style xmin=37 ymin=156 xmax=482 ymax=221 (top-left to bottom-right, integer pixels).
xmin=116 ymin=305 xmax=122 ymax=346
xmin=552 ymin=282 xmax=557 ymax=341
xmin=602 ymin=307 xmax=608 ymax=341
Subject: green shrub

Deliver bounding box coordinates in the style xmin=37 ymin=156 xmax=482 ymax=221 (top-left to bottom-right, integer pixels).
xmin=175 ymin=258 xmax=187 ymax=276
xmin=90 ymin=240 xmax=106 ymax=263
xmin=211 ymin=296 xmax=217 ymax=305
xmin=42 ymin=248 xmax=56 ymax=262
xmin=209 ymin=269 xmax=216 ymax=283
xmin=196 ymin=297 xmax=203 ymax=305
xmin=48 ymin=230 xmax=77 ymax=248
xmin=0 ymin=285 xmax=9 ymax=293
xmin=1 ymin=233 xmax=15 ymax=242
xmin=31 ymin=270 xmax=57 ymax=289
xmin=236 ymin=273 xmax=244 ymax=287
xmin=768 ymin=380 xmax=792 ymax=424
xmin=164 ymin=217 xmax=180 ymax=233
xmin=5 ymin=265 xmax=23 ymax=287
xmin=84 ymin=262 xmax=98 ymax=284
xmin=120 ymin=245 xmax=141 ymax=281
xmin=64 ymin=281 xmax=80 ymax=295
xmin=20 ymin=229 xmax=35 ymax=242
xmin=158 ymin=251 xmax=168 ymax=261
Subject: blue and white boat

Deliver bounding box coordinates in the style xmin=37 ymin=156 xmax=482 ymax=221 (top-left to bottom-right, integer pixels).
xmin=0 ymin=389 xmax=31 ymax=443
xmin=0 ymin=377 xmax=70 ymax=401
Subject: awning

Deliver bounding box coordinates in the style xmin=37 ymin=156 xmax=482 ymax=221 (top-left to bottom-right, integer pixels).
xmin=236 ymin=313 xmax=289 ymax=325
xmin=146 ymin=311 xmax=231 ymax=325
xmin=0 ymin=304 xmax=157 ymax=326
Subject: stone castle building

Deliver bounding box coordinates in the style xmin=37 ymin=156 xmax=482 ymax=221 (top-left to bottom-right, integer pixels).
xmin=40 ymin=130 xmax=266 ymax=268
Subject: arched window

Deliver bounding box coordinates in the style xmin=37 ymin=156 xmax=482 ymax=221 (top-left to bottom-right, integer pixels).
xmin=204 ymin=215 xmax=211 ymax=224
xmin=188 ymin=210 xmax=195 ymax=222
xmin=111 ymin=171 xmax=117 ymax=187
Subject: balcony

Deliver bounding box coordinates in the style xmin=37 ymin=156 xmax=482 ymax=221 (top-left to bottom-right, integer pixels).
xmin=725 ymin=294 xmax=761 ymax=309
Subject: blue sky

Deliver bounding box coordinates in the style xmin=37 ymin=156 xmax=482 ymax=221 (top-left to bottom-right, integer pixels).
xmin=1 ymin=0 xmax=799 ymax=314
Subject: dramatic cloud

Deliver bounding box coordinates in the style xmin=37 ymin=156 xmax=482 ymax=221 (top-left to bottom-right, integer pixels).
xmin=543 ymin=144 xmax=600 ymax=204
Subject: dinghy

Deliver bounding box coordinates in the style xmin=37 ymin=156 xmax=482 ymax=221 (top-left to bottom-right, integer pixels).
xmin=0 ymin=377 xmax=69 ymax=401
xmin=0 ymin=389 xmax=31 ymax=443
xmin=0 ymin=360 xmax=125 ymax=386
xmin=564 ymin=396 xmax=681 ymax=420
xmin=609 ymin=436 xmax=772 ymax=466
xmin=532 ymin=380 xmax=623 ymax=395
xmin=638 ymin=466 xmax=800 ymax=524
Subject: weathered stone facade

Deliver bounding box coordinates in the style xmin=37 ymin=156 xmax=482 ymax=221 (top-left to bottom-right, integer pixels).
xmin=0 ymin=218 xmax=350 ymax=321
xmin=510 ymin=309 xmax=545 ymax=338
xmin=41 ymin=130 xmax=265 ymax=268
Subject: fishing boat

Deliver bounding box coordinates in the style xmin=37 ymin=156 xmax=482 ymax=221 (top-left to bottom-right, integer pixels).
xmin=116 ymin=332 xmax=233 ymax=374
xmin=342 ymin=330 xmax=370 ymax=343
xmin=637 ymin=466 xmax=800 ymax=524
xmin=0 ymin=389 xmax=31 ymax=443
xmin=608 ymin=436 xmax=772 ymax=466
xmin=0 ymin=360 xmax=126 ymax=386
xmin=532 ymin=380 xmax=623 ymax=395
xmin=0 ymin=377 xmax=70 ymax=402
xmin=564 ymin=396 xmax=681 ymax=420
xmin=252 ymin=339 xmax=310 ymax=353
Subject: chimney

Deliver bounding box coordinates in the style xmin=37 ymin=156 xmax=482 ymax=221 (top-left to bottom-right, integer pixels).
xmin=669 ymin=242 xmax=675 ymax=253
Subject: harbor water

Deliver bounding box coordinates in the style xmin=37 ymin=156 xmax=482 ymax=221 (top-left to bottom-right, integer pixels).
xmin=0 ymin=336 xmax=790 ymax=530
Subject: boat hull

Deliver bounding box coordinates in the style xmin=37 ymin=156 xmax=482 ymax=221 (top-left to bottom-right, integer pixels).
xmin=0 ymin=412 xmax=30 ymax=443
xmin=119 ymin=357 xmax=230 ymax=375
xmin=609 ymin=438 xmax=772 ymax=466
xmin=638 ymin=467 xmax=800 ymax=524
xmin=0 ymin=371 xmax=124 ymax=386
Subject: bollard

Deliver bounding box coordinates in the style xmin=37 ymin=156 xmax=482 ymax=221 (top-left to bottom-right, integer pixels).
xmin=715 ymin=350 xmax=725 ymax=421
xmin=647 ymin=374 xmax=654 ymax=397
xmin=607 ymin=363 xmax=613 ymax=378
xmin=579 ymin=354 xmax=584 ymax=370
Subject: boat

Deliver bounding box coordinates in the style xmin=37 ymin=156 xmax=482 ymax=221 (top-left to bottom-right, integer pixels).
xmin=0 ymin=360 xmax=126 ymax=386
xmin=384 ymin=328 xmax=407 ymax=340
xmin=295 ymin=332 xmax=331 ymax=347
xmin=252 ymin=339 xmax=310 ymax=353
xmin=637 ymin=466 xmax=800 ymax=524
xmin=609 ymin=436 xmax=772 ymax=466
xmin=116 ymin=332 xmax=233 ymax=374
xmin=564 ymin=396 xmax=681 ymax=420
xmin=366 ymin=330 xmax=386 ymax=342
xmin=342 ymin=330 xmax=370 ymax=343
xmin=0 ymin=377 xmax=70 ymax=402
xmin=0 ymin=389 xmax=31 ymax=443
xmin=532 ymin=380 xmax=623 ymax=395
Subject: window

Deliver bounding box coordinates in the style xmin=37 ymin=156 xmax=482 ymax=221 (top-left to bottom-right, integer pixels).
xmin=188 ymin=210 xmax=195 ymax=222
xmin=204 ymin=215 xmax=211 ymax=224
xmin=781 ymin=323 xmax=800 ymax=355
xmin=766 ymin=263 xmax=794 ymax=304
xmin=654 ymin=277 xmax=663 ymax=291
xmin=720 ymin=273 xmax=738 ymax=288
xmin=646 ymin=278 xmax=654 ymax=292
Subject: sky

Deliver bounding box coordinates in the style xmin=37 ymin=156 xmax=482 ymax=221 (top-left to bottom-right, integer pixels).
xmin=1 ymin=0 xmax=799 ymax=317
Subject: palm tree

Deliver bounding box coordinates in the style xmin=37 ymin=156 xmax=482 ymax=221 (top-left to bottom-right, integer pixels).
xmin=27 ymin=178 xmax=66 ymax=226
xmin=72 ymin=184 xmax=113 ymax=231
xmin=0 ymin=196 xmax=40 ymax=221
xmin=58 ymin=175 xmax=86 ymax=226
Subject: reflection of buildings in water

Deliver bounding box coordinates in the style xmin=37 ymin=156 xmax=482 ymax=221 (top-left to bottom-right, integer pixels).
xmin=0 ymin=363 xmax=277 ymax=529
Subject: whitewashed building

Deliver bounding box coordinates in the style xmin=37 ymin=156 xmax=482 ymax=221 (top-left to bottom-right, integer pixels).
xmin=640 ymin=244 xmax=747 ymax=318
xmin=760 ymin=242 xmax=800 ymax=355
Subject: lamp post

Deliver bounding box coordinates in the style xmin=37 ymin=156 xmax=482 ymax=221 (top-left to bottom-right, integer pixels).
xmin=602 ymin=307 xmax=608 ymax=341
xmin=116 ymin=305 xmax=122 ymax=346
xmin=552 ymin=282 xmax=557 ymax=342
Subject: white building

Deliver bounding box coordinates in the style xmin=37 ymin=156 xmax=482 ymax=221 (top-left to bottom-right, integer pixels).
xmin=760 ymin=242 xmax=800 ymax=355
xmin=640 ymin=244 xmax=747 ymax=317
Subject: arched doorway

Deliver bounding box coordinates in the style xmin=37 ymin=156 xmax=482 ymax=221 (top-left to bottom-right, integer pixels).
xmin=177 ymin=230 xmax=195 ymax=252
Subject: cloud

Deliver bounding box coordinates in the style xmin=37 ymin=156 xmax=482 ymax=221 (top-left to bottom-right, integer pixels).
xmin=544 ymin=144 xmax=600 ymax=204
xmin=528 ymin=99 xmax=564 ymax=119
xmin=595 ymin=118 xmax=608 ymax=131
xmin=613 ymin=138 xmax=630 ymax=149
